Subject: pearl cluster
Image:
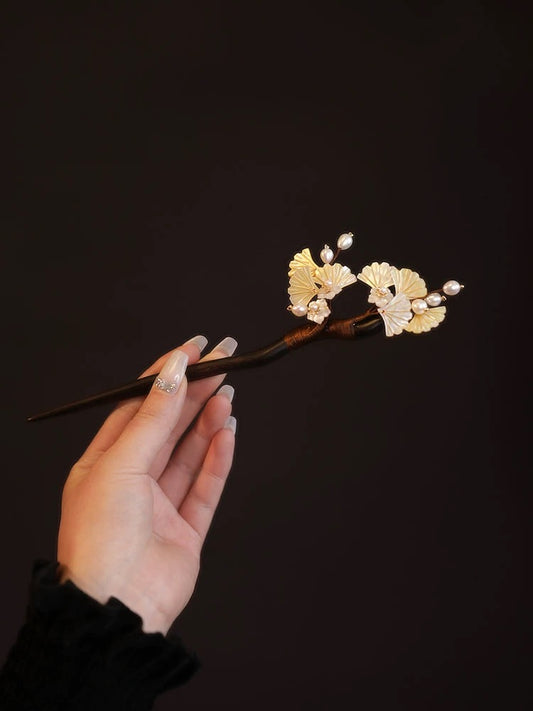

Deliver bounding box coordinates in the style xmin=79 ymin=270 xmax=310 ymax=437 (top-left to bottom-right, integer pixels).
xmin=412 ymin=280 xmax=462 ymax=314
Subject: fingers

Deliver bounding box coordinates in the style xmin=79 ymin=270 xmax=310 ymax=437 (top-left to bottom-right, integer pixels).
xmin=158 ymin=384 xmax=234 ymax=507
xmin=98 ymin=348 xmax=190 ymax=475
xmin=178 ymin=419 xmax=236 ymax=544
xmin=79 ymin=337 xmax=207 ymax=469
xmin=147 ymin=336 xmax=238 ymax=480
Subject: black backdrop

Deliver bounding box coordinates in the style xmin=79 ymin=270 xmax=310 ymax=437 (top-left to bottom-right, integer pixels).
xmin=1 ymin=2 xmax=530 ymax=709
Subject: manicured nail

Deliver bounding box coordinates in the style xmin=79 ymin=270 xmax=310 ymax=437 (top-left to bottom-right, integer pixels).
xmin=224 ymin=415 xmax=237 ymax=434
xmin=185 ymin=335 xmax=208 ymax=352
xmin=217 ymin=384 xmax=235 ymax=402
xmin=155 ymin=350 xmax=189 ymax=394
xmin=214 ymin=336 xmax=238 ymax=355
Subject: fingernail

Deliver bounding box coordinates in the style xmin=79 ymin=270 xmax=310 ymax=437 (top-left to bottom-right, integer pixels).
xmin=155 ymin=350 xmax=189 ymax=394
xmin=214 ymin=336 xmax=238 ymax=355
xmin=185 ymin=335 xmax=208 ymax=352
xmin=224 ymin=415 xmax=237 ymax=434
xmin=217 ymin=384 xmax=235 ymax=402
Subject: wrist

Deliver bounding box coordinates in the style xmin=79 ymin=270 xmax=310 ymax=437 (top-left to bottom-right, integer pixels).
xmin=58 ymin=564 xmax=173 ymax=635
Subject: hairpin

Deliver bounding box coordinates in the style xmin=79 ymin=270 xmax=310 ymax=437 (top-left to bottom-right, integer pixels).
xmin=27 ymin=232 xmax=463 ymax=422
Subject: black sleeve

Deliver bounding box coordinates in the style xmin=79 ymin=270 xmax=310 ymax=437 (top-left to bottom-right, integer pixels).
xmin=0 ymin=559 xmax=201 ymax=711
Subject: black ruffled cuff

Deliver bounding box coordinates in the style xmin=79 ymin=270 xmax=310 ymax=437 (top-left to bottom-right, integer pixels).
xmin=0 ymin=559 xmax=200 ymax=710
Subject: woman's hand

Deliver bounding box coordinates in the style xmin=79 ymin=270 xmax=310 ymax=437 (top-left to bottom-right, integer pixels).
xmin=57 ymin=335 xmax=238 ymax=635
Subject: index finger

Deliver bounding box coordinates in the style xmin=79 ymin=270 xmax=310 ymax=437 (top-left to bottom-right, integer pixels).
xmin=99 ymin=347 xmax=190 ymax=476
xmin=78 ymin=336 xmax=207 ymax=468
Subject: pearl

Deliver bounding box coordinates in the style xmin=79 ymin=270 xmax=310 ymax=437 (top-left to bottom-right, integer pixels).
xmin=337 ymin=232 xmax=354 ymax=250
xmin=411 ymin=298 xmax=428 ymax=314
xmin=320 ymin=245 xmax=334 ymax=263
xmin=375 ymin=297 xmax=390 ymax=308
xmin=425 ymin=292 xmax=442 ymax=307
xmin=308 ymin=301 xmax=319 ymax=312
xmin=443 ymin=280 xmax=461 ymax=296
xmin=291 ymin=304 xmax=307 ymax=317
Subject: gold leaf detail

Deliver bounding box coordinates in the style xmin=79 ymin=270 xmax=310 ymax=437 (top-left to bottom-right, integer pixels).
xmin=288 ymin=266 xmax=320 ymax=306
xmin=288 ymin=248 xmax=319 ymax=277
xmin=357 ymin=262 xmax=393 ymax=289
xmin=404 ymin=306 xmax=446 ymax=334
xmin=391 ymin=267 xmax=427 ymax=299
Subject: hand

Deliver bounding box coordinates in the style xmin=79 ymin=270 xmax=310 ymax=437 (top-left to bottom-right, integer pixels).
xmin=57 ymin=335 xmax=237 ymax=635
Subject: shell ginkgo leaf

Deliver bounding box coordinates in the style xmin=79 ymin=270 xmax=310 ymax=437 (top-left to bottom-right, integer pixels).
xmin=391 ymin=267 xmax=427 ymax=299
xmin=378 ymin=292 xmax=413 ymax=337
xmin=315 ymin=262 xmax=357 ymax=299
xmin=288 ymin=266 xmax=320 ymax=306
xmin=288 ymin=248 xmax=320 ymax=277
xmin=404 ymin=306 xmax=446 ymax=334
xmin=357 ymin=262 xmax=393 ymax=289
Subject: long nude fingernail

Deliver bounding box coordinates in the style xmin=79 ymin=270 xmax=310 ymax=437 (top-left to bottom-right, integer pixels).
xmin=185 ymin=335 xmax=208 ymax=352
xmin=155 ymin=351 xmax=189 ymax=394
xmin=224 ymin=415 xmax=237 ymax=434
xmin=214 ymin=336 xmax=238 ymax=355
xmin=217 ymin=384 xmax=235 ymax=402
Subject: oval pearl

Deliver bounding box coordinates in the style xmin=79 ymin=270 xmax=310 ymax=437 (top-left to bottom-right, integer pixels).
xmin=337 ymin=232 xmax=354 ymax=250
xmin=375 ymin=297 xmax=390 ymax=308
xmin=291 ymin=304 xmax=307 ymax=317
xmin=411 ymin=298 xmax=428 ymax=314
xmin=425 ymin=292 xmax=442 ymax=307
xmin=443 ymin=280 xmax=461 ymax=296
xmin=320 ymin=245 xmax=334 ymax=263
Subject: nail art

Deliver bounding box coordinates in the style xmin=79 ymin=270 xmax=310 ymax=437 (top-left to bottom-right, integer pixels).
xmin=224 ymin=415 xmax=237 ymax=434
xmin=217 ymin=384 xmax=235 ymax=402
xmin=185 ymin=335 xmax=208 ymax=352
xmin=214 ymin=336 xmax=238 ymax=356
xmin=155 ymin=350 xmax=189 ymax=394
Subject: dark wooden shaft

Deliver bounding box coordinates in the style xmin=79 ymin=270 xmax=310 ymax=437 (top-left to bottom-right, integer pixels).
xmin=26 ymin=313 xmax=383 ymax=422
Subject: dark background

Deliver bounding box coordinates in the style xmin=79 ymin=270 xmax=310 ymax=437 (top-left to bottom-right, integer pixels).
xmin=1 ymin=1 xmax=530 ymax=709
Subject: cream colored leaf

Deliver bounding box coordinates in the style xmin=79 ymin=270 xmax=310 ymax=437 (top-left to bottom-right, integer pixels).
xmin=378 ymin=292 xmax=413 ymax=337
xmin=404 ymin=306 xmax=446 ymax=334
xmin=288 ymin=248 xmax=319 ymax=277
xmin=357 ymin=262 xmax=393 ymax=289
xmin=391 ymin=266 xmax=427 ymax=299
xmin=288 ymin=266 xmax=320 ymax=306
xmin=315 ymin=262 xmax=357 ymax=299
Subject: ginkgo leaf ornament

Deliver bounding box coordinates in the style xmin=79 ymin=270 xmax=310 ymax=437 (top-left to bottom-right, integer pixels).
xmin=377 ymin=293 xmax=413 ymax=336
xmin=405 ymin=306 xmax=447 ymax=333
xmin=390 ymin=267 xmax=427 ymax=300
xmin=357 ymin=261 xmax=394 ymax=307
xmin=288 ymin=248 xmax=320 ymax=277
xmin=287 ymin=241 xmax=358 ymax=322
xmin=288 ymin=266 xmax=319 ymax=308
xmin=315 ymin=263 xmax=357 ymax=299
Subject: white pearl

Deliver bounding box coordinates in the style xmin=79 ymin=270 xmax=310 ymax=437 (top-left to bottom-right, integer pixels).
xmin=411 ymin=298 xmax=428 ymax=314
xmin=375 ymin=297 xmax=390 ymax=308
xmin=291 ymin=304 xmax=307 ymax=317
xmin=320 ymin=245 xmax=334 ymax=263
xmin=425 ymin=292 xmax=442 ymax=307
xmin=337 ymin=232 xmax=353 ymax=250
xmin=443 ymin=280 xmax=461 ymax=296
xmin=308 ymin=302 xmax=318 ymax=312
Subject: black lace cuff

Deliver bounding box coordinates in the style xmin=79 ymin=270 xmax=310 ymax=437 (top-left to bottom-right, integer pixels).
xmin=0 ymin=559 xmax=201 ymax=710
